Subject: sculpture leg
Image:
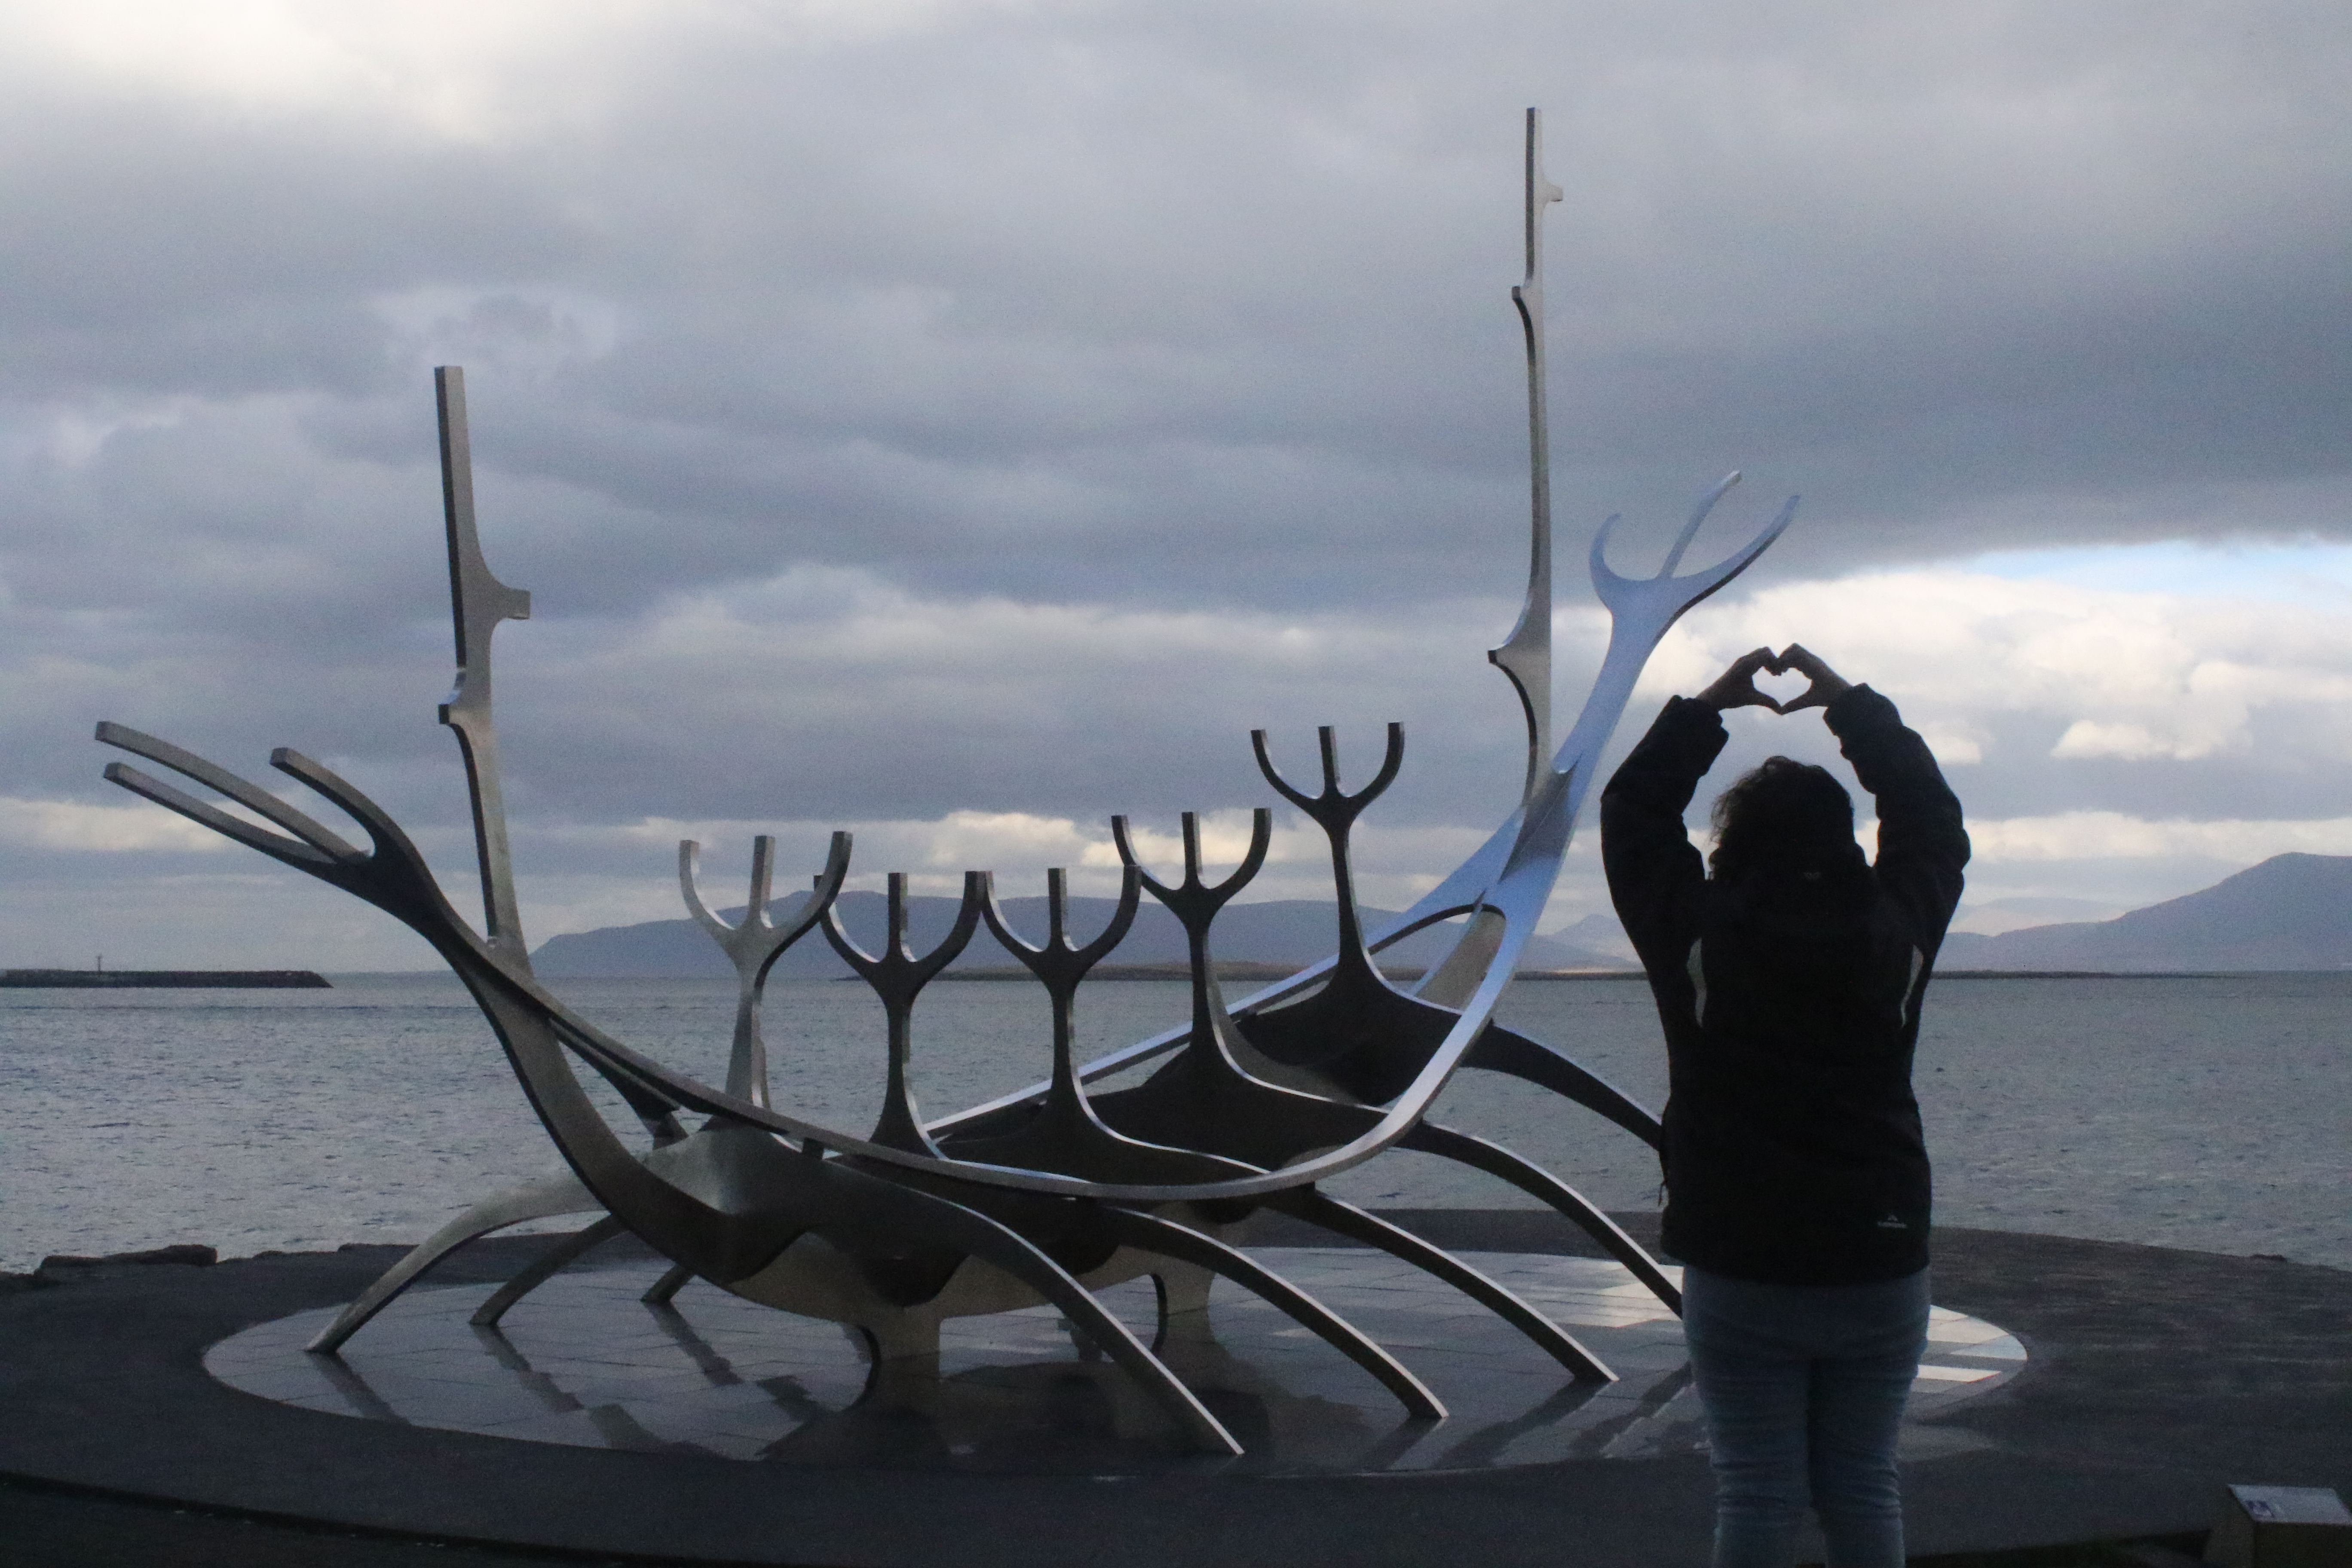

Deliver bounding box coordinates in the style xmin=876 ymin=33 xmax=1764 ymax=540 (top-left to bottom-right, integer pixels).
xmin=807 ymin=1166 xmax=1247 ymax=1458
xmin=641 ymin=1262 xmax=694 ymax=1305
xmin=307 ymin=1169 xmax=598 ymax=1354
xmin=949 ymin=1234 xmax=1235 ymax=1451
xmin=1404 ymin=1121 xmax=1682 ymax=1314
xmin=1103 ymin=1207 xmax=1445 ymax=1419
xmin=471 ymin=1215 xmax=632 ymax=1329
xmin=844 ymin=1317 xmax=946 ymax=1414
xmin=1264 ymin=1188 xmax=1615 ymax=1382
xmin=1151 ymin=1259 xmax=1216 ymax=1341
xmin=921 ymin=1226 xmax=1238 ymax=1454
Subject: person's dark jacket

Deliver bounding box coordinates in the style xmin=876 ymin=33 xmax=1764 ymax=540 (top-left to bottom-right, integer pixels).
xmin=1600 ymin=685 xmax=1969 ymax=1286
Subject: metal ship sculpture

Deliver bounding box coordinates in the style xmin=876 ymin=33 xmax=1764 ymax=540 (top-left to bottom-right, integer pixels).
xmin=97 ymin=113 xmax=1793 ymax=1455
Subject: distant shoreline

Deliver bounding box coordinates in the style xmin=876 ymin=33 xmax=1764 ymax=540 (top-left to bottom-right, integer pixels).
xmin=928 ymin=964 xmax=2330 ymax=983
xmin=928 ymin=962 xmax=1650 ymax=983
xmin=1934 ymin=968 xmax=2322 ymax=980
xmin=0 ymin=970 xmax=332 ymax=989
xmin=306 ymin=966 xmax=2346 ymax=983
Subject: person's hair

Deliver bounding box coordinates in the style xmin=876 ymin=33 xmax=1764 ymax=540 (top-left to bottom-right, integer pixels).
xmin=1708 ymin=756 xmax=1856 ymax=880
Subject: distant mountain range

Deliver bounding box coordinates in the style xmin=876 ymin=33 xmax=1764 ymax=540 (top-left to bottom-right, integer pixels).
xmin=1552 ymin=854 xmax=2352 ymax=973
xmin=1937 ymin=852 xmax=2352 ymax=972
xmin=531 ymin=894 xmax=1636 ymax=978
xmin=530 ymin=853 xmax=2352 ymax=979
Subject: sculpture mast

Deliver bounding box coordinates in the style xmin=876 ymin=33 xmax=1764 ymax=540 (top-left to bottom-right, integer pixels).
xmin=434 ymin=366 xmax=535 ymax=969
xmin=1489 ymin=109 xmax=1565 ymax=804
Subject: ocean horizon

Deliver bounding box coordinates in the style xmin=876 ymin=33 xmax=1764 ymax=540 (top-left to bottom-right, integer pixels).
xmin=4 ymin=971 xmax=2344 ymax=1276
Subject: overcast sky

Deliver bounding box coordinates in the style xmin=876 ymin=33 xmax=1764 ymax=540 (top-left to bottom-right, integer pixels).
xmin=1 ymin=0 xmax=2347 ymax=969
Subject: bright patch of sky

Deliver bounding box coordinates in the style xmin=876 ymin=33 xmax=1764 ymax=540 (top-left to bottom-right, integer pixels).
xmin=1963 ymin=540 xmax=2352 ymax=609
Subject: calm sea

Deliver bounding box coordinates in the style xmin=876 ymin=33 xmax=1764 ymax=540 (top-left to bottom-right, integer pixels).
xmin=2 ymin=973 xmax=2344 ymax=1274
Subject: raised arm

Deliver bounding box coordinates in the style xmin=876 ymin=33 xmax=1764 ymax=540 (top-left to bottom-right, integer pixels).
xmin=1600 ymin=648 xmax=1775 ymax=968
xmin=1782 ymin=644 xmax=1970 ymax=952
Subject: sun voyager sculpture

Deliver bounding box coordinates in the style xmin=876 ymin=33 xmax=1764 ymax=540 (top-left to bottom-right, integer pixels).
xmin=98 ymin=113 xmax=1794 ymax=1456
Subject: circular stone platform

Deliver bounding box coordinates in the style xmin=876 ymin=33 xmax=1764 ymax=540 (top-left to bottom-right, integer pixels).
xmin=3 ymin=1219 xmax=2343 ymax=1568
xmin=204 ymin=1250 xmax=2023 ymax=1476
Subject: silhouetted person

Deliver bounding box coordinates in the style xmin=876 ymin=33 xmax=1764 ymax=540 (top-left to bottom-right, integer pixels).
xmin=1602 ymin=644 xmax=1969 ymax=1568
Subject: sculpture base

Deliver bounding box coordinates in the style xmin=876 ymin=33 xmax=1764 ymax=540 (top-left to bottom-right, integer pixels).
xmin=0 ymin=1215 xmax=2342 ymax=1566
xmin=205 ymin=1250 xmax=2022 ymax=1475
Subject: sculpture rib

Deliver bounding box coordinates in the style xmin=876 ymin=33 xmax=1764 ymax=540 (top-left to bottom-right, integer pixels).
xmin=1262 ymin=1189 xmax=1613 ymax=1382
xmin=683 ymin=832 xmax=852 ymax=1107
xmin=1099 ymin=1207 xmax=1446 ymax=1420
xmin=1403 ymin=1123 xmax=1681 ymax=1313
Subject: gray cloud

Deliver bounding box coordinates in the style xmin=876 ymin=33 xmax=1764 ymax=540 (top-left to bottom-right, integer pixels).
xmin=0 ymin=0 xmax=2346 ymax=965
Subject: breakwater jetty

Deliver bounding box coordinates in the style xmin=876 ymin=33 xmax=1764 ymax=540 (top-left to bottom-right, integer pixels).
xmin=0 ymin=969 xmax=330 ymax=989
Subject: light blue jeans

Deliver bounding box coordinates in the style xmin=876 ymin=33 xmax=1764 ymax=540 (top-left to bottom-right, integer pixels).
xmin=1679 ymin=1266 xmax=1930 ymax=1568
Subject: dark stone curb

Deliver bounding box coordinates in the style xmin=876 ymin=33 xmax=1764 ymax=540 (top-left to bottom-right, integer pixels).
xmin=0 ymin=1217 xmax=2342 ymax=1568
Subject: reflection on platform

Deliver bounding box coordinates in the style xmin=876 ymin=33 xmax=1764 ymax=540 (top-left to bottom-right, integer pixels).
xmin=205 ymin=1249 xmax=2024 ymax=1476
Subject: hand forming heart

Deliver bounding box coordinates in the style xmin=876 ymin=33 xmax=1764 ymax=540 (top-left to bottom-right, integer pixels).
xmin=1694 ymin=647 xmax=1784 ymax=714
xmin=1694 ymin=644 xmax=1853 ymax=715
xmin=1750 ymin=665 xmax=1812 ymax=709
xmin=1771 ymin=643 xmax=1853 ymax=713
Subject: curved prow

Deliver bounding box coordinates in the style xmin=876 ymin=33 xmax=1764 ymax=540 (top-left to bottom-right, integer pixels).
xmin=1540 ymin=476 xmax=1800 ymax=824
xmin=1586 ymin=476 xmax=1798 ymax=645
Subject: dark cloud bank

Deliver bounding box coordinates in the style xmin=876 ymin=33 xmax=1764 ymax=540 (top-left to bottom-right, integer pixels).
xmin=1 ymin=0 xmax=2346 ymax=964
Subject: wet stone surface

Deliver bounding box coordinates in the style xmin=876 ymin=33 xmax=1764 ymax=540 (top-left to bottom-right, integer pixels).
xmin=206 ymin=1249 xmax=2024 ymax=1476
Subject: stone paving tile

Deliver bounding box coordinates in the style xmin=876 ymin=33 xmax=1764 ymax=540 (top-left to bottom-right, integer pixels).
xmin=461 ymin=1411 xmax=610 ymax=1447
xmin=1938 ymin=1333 xmax=2027 ymax=1360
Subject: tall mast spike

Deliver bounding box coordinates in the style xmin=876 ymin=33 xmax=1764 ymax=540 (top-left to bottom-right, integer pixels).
xmin=434 ymin=366 xmax=535 ymax=968
xmin=1489 ymin=107 xmax=1565 ymax=803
